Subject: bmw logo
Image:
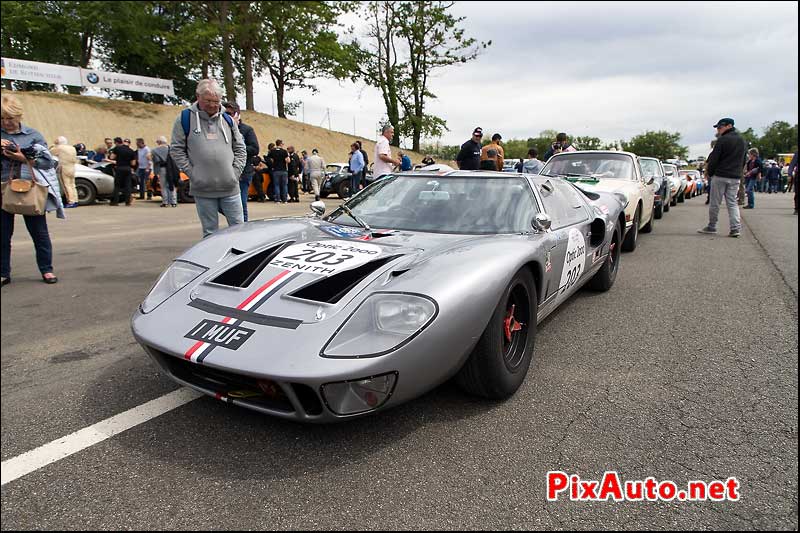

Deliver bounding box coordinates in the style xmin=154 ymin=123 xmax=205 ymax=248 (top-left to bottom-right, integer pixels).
xmin=86 ymin=72 xmax=99 ymax=84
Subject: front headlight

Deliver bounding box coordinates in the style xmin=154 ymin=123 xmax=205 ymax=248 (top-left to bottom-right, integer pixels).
xmin=322 ymin=293 xmax=437 ymax=357
xmin=140 ymin=261 xmax=207 ymax=313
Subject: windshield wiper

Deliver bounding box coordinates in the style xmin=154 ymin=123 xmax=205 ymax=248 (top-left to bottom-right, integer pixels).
xmin=341 ymin=204 xmax=372 ymax=233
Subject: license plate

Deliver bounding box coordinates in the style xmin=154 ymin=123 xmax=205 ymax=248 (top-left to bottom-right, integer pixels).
xmin=185 ymin=319 xmax=255 ymax=351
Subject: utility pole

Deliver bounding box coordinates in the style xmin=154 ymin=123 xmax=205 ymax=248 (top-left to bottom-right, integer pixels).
xmin=271 ymin=93 xmax=275 ymax=116
xmin=302 ymin=102 xmax=305 ymax=123
xmin=353 ymin=116 xmax=356 ymax=136
xmin=328 ymin=108 xmax=331 ymax=130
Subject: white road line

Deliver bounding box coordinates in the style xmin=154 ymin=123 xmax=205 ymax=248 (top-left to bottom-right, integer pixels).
xmin=1 ymin=387 xmax=202 ymax=486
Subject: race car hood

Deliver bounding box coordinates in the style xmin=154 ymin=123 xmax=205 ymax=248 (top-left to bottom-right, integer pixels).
xmin=176 ymin=217 xmax=499 ymax=324
xmin=565 ymin=177 xmax=640 ymax=198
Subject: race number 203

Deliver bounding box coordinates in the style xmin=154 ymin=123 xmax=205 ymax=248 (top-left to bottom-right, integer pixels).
xmin=559 ymin=228 xmax=586 ymax=294
xmin=269 ymin=239 xmax=383 ymax=276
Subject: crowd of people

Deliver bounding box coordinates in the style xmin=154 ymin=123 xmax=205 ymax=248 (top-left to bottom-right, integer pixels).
xmin=2 ymin=80 xmax=797 ymax=287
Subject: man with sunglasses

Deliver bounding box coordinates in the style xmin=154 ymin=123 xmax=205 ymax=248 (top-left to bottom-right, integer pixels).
xmin=698 ymin=118 xmax=747 ymax=238
xmin=456 ymin=127 xmax=484 ymax=170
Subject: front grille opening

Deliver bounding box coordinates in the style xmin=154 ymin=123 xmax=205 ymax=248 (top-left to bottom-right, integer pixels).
xmin=155 ymin=349 xmax=295 ymax=413
xmin=291 ymin=383 xmax=323 ymax=415
xmin=291 ymin=255 xmax=400 ymax=304
xmin=211 ymin=242 xmax=289 ymax=288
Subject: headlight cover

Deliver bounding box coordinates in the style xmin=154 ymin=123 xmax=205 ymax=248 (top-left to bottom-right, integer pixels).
xmin=141 ymin=261 xmax=207 ymax=313
xmin=321 ymin=372 xmax=398 ymax=415
xmin=322 ymin=293 xmax=437 ymax=358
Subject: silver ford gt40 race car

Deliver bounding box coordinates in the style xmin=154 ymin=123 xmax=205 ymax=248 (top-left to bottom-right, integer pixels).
xmin=132 ymin=171 xmax=626 ymax=422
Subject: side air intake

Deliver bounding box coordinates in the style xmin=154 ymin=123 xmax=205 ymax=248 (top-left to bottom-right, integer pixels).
xmin=291 ymin=255 xmax=400 ymax=304
xmin=211 ymin=242 xmax=291 ymax=288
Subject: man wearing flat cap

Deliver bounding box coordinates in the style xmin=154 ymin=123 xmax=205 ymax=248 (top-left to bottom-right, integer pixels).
xmin=698 ymin=118 xmax=747 ymax=238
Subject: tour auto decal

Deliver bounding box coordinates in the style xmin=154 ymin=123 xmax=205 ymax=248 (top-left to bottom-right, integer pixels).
xmin=558 ymin=228 xmax=586 ymax=296
xmin=183 ymin=239 xmax=384 ymax=364
xmin=268 ymin=239 xmax=383 ymax=276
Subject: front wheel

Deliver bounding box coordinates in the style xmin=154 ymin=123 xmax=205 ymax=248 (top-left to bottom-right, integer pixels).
xmin=677 ymin=191 xmax=685 ymax=203
xmin=622 ymin=207 xmax=640 ymax=252
xmin=456 ymin=268 xmax=537 ymax=399
xmin=74 ymin=178 xmax=97 ymax=205
xmin=641 ymin=205 xmax=654 ymax=233
xmin=654 ymin=203 xmax=663 ymax=219
xmin=337 ymin=180 xmax=351 ymax=199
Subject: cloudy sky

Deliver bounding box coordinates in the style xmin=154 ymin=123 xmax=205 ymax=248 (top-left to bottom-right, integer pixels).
xmin=251 ymin=1 xmax=798 ymax=158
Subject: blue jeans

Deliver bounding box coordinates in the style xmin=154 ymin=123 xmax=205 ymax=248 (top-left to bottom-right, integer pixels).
xmin=1 ymin=209 xmax=53 ymax=278
xmin=350 ymin=172 xmax=360 ymax=197
xmin=137 ymin=168 xmax=151 ymax=198
xmin=239 ymin=175 xmax=252 ymax=222
xmin=769 ymin=179 xmax=780 ymax=193
xmin=272 ymin=171 xmax=288 ymax=203
xmin=745 ymin=178 xmax=758 ymax=207
xmin=194 ymin=194 xmax=244 ymax=238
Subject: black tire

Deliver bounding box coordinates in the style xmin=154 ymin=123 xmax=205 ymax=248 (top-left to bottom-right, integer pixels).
xmin=640 ymin=205 xmax=654 ymax=233
xmin=74 ymin=178 xmax=97 ymax=205
xmin=178 ymin=180 xmax=195 ymax=204
xmin=654 ymin=202 xmax=663 ymax=219
xmin=677 ymin=191 xmax=685 ymax=203
xmin=320 ymin=191 xmax=330 ymax=199
xmin=622 ymin=207 xmax=640 ymax=252
xmin=664 ymin=199 xmax=671 ymax=212
xmin=456 ymin=268 xmax=537 ymax=400
xmin=588 ymin=226 xmax=621 ymax=291
xmin=669 ymin=196 xmax=677 ymax=207
xmin=337 ymin=180 xmax=351 ymax=199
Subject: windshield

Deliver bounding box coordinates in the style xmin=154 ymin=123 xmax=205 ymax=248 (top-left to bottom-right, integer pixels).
xmin=640 ymin=158 xmax=663 ymax=177
xmin=326 ymin=164 xmax=343 ymax=173
xmin=542 ymin=153 xmax=635 ymax=180
xmin=663 ymin=166 xmax=677 ymax=177
xmin=325 ymin=175 xmax=538 ymax=234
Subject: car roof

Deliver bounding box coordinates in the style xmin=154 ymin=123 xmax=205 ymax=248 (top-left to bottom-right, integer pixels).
xmin=399 ymin=170 xmax=524 ymax=178
xmin=548 ymin=150 xmax=639 ymax=159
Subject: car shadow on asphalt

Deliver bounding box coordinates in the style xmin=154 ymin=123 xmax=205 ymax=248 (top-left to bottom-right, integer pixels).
xmin=82 ymin=357 xmax=501 ymax=482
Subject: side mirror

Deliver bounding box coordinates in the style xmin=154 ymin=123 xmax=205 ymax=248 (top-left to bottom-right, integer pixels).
xmin=646 ymin=176 xmax=655 ymax=185
xmin=310 ymin=201 xmax=326 ymax=217
xmin=532 ymin=213 xmax=552 ymax=232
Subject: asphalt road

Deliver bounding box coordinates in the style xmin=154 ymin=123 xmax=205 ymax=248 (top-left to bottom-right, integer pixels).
xmin=1 ymin=191 xmax=797 ymax=530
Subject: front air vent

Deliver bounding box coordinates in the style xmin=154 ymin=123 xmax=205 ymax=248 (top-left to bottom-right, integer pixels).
xmin=211 ymin=242 xmax=291 ymax=288
xmin=291 ymin=255 xmax=400 ymax=304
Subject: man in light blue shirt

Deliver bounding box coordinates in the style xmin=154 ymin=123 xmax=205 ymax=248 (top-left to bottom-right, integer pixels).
xmin=348 ymin=142 xmax=365 ymax=197
xmin=135 ymin=138 xmax=152 ymax=199
xmin=522 ymin=147 xmax=544 ymax=174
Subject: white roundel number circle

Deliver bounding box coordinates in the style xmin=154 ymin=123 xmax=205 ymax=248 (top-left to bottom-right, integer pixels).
xmin=269 ymin=240 xmax=382 ymax=276
xmin=559 ymin=228 xmax=586 ymax=295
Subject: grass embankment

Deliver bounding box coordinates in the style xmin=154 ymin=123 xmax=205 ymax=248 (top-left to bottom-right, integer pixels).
xmin=13 ymin=91 xmax=423 ymax=165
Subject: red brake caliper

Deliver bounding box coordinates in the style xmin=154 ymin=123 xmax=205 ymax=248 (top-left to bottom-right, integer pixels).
xmin=504 ymin=304 xmax=524 ymax=343
xmin=609 ymin=242 xmax=616 ymax=264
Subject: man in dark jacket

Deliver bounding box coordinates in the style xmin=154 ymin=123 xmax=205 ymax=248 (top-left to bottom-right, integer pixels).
xmin=456 ymin=127 xmax=483 ymax=170
xmin=698 ymin=118 xmax=747 ymax=237
xmin=224 ymin=102 xmax=259 ymax=221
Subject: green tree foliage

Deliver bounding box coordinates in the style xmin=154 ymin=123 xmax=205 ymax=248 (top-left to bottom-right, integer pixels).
xmin=1 ymin=1 xmax=107 ymax=93
xmin=757 ymin=121 xmax=798 ymax=158
xmin=256 ymin=1 xmax=353 ymax=119
xmin=621 ymin=130 xmax=688 ymax=160
xmin=392 ymin=1 xmax=489 ymax=151
xmin=573 ymin=136 xmax=603 ymax=150
xmin=353 ymin=1 xmax=487 ymax=148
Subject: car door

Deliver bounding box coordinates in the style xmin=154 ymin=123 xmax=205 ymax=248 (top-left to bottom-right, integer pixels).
xmin=535 ymin=179 xmax=592 ymax=313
